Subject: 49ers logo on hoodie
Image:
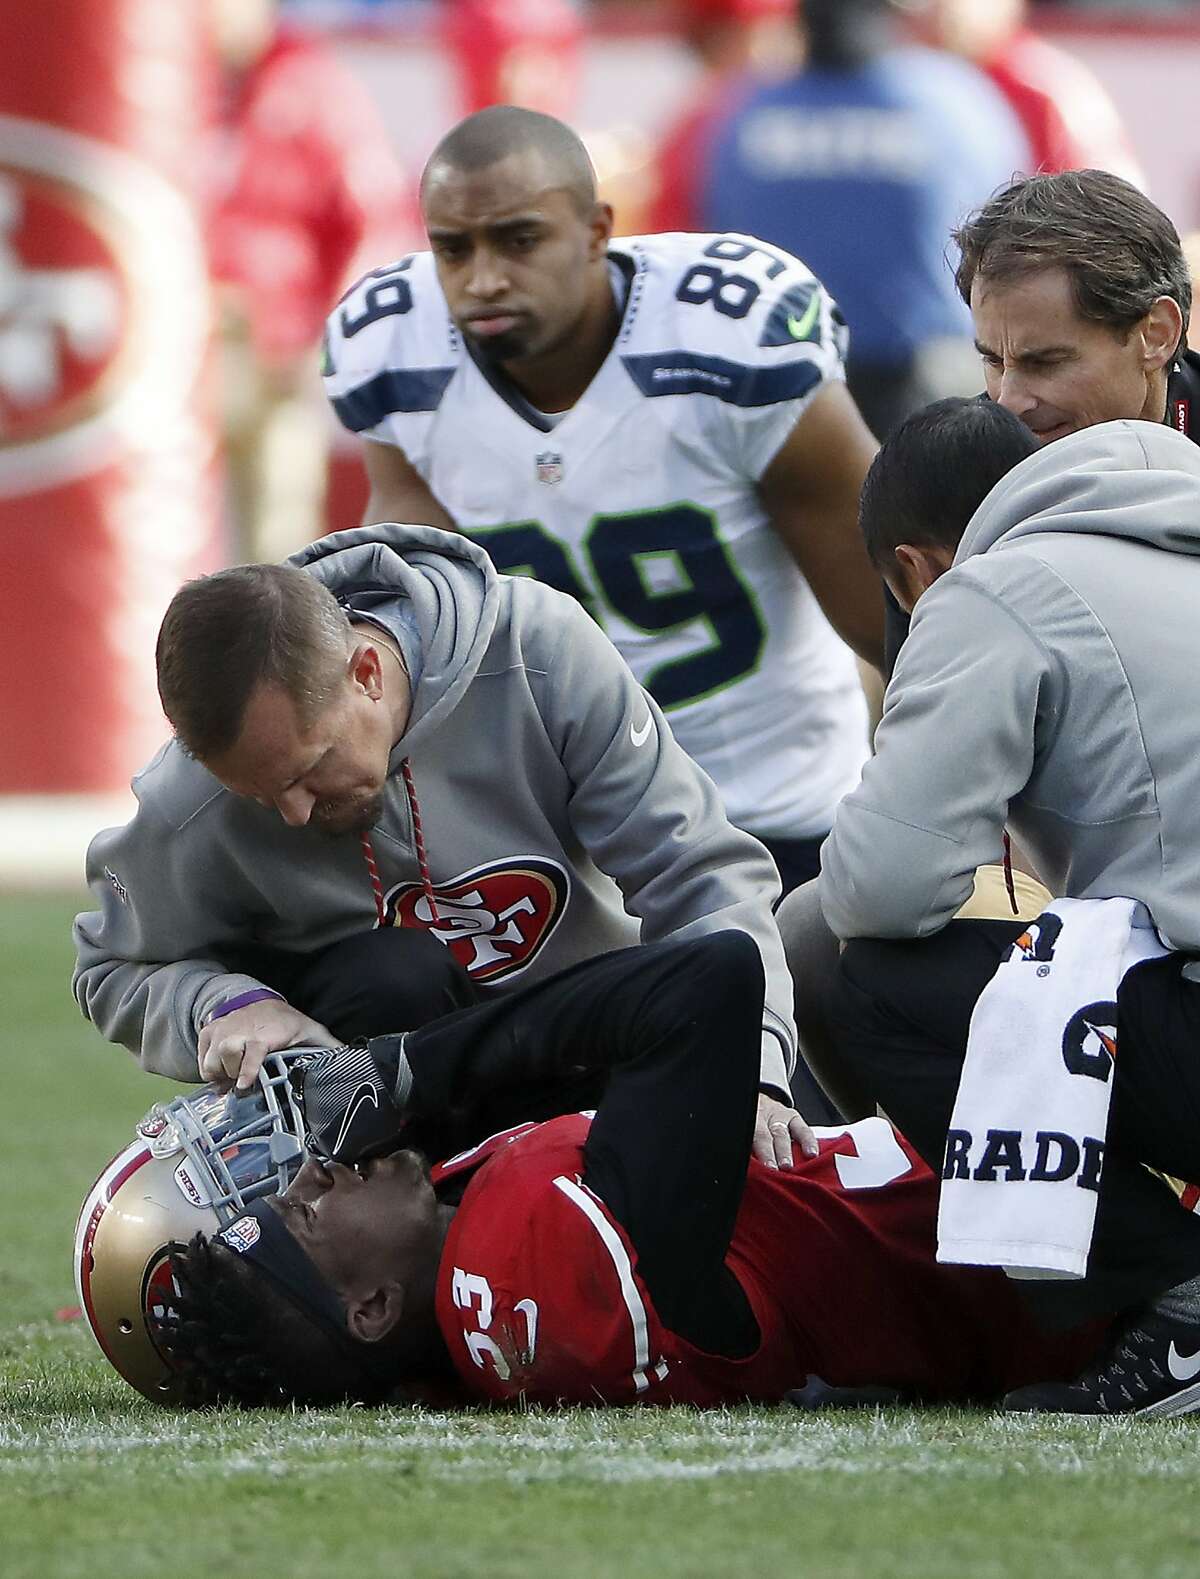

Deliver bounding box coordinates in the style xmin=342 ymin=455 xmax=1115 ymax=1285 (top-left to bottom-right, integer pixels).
xmin=385 ymin=857 xmax=570 ymax=981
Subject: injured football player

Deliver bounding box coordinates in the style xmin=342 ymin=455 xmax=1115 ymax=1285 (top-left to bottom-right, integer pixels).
xmin=151 ymin=934 xmax=1101 ymax=1410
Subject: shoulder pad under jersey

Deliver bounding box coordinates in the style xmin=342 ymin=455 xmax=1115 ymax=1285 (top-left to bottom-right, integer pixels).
xmin=322 ymin=251 xmax=462 ymax=433
xmin=613 ymin=232 xmax=847 ymax=409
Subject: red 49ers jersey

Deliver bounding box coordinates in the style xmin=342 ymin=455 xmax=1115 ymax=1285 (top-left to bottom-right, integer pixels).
xmin=433 ymin=1114 xmax=1096 ymax=1406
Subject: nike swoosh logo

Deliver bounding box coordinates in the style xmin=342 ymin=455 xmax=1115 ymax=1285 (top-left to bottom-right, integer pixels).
xmin=630 ymin=713 xmax=654 ymax=747
xmin=333 ymin=1082 xmax=380 ymax=1157
xmin=787 ymin=294 xmax=821 ymax=341
xmin=1167 ymin=1342 xmax=1200 ymax=1382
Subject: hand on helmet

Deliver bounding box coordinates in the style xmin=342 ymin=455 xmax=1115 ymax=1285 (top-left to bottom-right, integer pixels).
xmin=294 ymin=1039 xmax=411 ymax=1162
xmin=197 ymin=1000 xmax=339 ymax=1090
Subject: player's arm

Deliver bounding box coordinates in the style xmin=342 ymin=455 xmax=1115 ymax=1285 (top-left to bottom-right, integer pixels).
xmin=315 ymin=933 xmax=768 ymax=1354
xmin=756 ymin=381 xmax=884 ymax=671
xmin=320 ymin=257 xmax=459 ymax=532
xmin=361 ymin=438 xmax=456 ymax=531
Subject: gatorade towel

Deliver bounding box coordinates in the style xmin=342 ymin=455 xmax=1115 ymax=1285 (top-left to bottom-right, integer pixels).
xmin=0 ymin=0 xmax=221 ymax=791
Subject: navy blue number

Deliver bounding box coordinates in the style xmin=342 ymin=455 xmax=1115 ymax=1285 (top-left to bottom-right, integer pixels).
xmin=341 ymin=259 xmax=414 ymax=338
xmin=703 ymin=236 xmax=789 ymax=280
xmin=468 ymin=522 xmax=600 ymax=622
xmin=675 ymin=264 xmax=760 ymax=320
xmin=473 ymin=508 xmax=763 ymax=708
xmin=586 ymin=506 xmax=765 ymax=709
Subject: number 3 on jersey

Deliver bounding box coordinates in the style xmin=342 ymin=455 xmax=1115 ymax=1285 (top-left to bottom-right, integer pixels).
xmin=470 ymin=504 xmax=766 ymax=712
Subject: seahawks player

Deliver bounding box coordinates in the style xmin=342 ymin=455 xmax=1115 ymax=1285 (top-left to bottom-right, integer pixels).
xmin=323 ymin=107 xmax=883 ymax=896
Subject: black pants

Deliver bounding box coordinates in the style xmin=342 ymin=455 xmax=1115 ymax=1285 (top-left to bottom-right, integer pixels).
xmin=219 ymin=926 xmax=481 ymax=1043
xmin=830 ymin=919 xmax=1200 ymax=1325
xmin=761 ymin=832 xmax=825 ymax=899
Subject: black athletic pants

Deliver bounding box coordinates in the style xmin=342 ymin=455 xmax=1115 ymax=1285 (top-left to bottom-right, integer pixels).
xmin=830 ymin=919 xmax=1200 ymax=1326
xmin=219 ymin=927 xmax=482 ymax=1043
xmin=395 ymin=934 xmax=764 ymax=1355
xmin=761 ymin=832 xmax=825 ymax=899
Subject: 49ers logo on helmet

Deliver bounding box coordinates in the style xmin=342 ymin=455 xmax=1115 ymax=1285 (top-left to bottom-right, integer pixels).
xmin=385 ymin=857 xmax=570 ymax=982
xmin=141 ymin=1248 xmax=181 ymax=1366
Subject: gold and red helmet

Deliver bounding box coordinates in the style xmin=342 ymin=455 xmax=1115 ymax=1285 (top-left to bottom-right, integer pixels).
xmin=73 ymin=1054 xmax=309 ymax=1403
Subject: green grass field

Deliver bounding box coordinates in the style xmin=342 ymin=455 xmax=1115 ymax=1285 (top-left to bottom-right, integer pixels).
xmin=5 ymin=894 xmax=1200 ymax=1579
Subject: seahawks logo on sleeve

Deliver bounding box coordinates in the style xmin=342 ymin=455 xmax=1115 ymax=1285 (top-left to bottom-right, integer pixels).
xmin=618 ymin=233 xmax=847 ymax=410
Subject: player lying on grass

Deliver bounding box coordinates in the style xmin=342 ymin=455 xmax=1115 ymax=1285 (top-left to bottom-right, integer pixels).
xmin=161 ymin=933 xmax=1099 ymax=1409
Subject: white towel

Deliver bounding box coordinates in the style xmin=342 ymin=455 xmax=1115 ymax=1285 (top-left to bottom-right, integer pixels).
xmin=937 ymin=897 xmax=1167 ymax=1279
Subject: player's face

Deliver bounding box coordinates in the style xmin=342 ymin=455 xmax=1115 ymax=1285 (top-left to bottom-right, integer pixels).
xmin=971 ymin=267 xmax=1167 ymax=444
xmin=272 ymin=1153 xmax=441 ymax=1297
xmin=205 ymin=668 xmax=394 ymax=836
xmin=422 ymin=151 xmax=612 ymax=368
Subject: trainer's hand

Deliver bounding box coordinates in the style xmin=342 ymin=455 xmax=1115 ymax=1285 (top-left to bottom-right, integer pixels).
xmin=197 ymin=1001 xmax=339 ymax=1090
xmin=755 ymin=1092 xmax=818 ymax=1170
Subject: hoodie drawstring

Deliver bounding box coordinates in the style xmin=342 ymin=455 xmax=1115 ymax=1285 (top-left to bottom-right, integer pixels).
xmin=359 ymin=757 xmax=441 ymax=928
xmin=1002 ymin=830 xmax=1018 ymax=916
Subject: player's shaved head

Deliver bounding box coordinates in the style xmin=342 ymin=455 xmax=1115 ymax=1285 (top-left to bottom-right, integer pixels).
xmin=421 ymin=106 xmax=597 ymax=215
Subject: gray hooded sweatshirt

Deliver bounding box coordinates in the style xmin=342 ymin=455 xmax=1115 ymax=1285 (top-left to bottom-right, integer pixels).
xmin=74 ymin=524 xmax=795 ymax=1087
xmin=820 ymin=420 xmax=1200 ymax=949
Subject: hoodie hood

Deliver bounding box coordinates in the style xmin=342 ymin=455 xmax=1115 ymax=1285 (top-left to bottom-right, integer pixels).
xmin=955 ymin=419 xmax=1200 ymax=567
xmin=290 ymin=522 xmax=501 ymax=755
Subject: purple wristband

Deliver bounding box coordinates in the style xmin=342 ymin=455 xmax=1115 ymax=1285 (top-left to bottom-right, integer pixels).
xmin=206 ymin=988 xmax=284 ymax=1026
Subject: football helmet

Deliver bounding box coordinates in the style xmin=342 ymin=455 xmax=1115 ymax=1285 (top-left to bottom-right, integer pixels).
xmin=73 ymin=1053 xmax=311 ymax=1403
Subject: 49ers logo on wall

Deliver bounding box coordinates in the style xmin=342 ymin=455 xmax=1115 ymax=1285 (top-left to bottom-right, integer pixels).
xmin=385 ymin=857 xmax=570 ymax=982
xmin=0 ymin=115 xmax=209 ymax=501
xmin=0 ymin=166 xmax=126 ymax=452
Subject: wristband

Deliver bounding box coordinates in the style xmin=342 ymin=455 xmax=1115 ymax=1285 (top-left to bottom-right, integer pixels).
xmin=206 ymin=988 xmax=284 ymax=1025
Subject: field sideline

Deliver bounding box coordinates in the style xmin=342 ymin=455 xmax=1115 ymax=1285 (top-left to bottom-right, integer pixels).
xmin=4 ymin=893 xmax=1199 ymax=1579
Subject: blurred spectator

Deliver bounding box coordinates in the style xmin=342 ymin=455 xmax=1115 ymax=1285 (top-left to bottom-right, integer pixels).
xmin=646 ymin=0 xmax=801 ymax=233
xmin=207 ymin=0 xmax=413 ymax=560
xmin=903 ymin=0 xmax=1144 ymax=185
xmin=700 ymin=0 xmax=1031 ymax=439
xmin=442 ymin=0 xmax=583 ymax=120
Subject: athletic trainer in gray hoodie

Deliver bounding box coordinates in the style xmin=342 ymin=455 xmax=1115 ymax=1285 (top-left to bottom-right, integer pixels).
xmin=821 ymin=414 xmax=1200 ymax=946
xmin=818 ymin=402 xmax=1200 ymax=1415
xmin=74 ymin=525 xmax=798 ymax=1112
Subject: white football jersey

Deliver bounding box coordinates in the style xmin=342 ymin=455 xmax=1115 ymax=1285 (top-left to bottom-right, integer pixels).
xmin=324 ymin=232 xmax=868 ymax=839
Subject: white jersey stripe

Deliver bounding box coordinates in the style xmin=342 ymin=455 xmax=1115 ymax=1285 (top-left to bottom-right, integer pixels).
xmin=552 ymin=1174 xmax=667 ymax=1393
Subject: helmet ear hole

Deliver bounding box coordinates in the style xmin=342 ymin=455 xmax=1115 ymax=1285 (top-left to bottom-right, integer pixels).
xmin=118 ymin=1319 xmax=134 ymax=1334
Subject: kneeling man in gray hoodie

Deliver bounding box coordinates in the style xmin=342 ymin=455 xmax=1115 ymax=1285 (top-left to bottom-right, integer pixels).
xmin=73 ymin=524 xmax=812 ymax=1168
xmin=814 ymin=398 xmax=1200 ymax=1414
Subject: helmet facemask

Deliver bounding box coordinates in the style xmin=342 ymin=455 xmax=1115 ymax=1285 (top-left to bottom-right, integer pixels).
xmin=74 ymin=1049 xmax=320 ymax=1402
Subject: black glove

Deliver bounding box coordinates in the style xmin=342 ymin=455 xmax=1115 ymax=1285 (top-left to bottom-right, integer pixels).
xmin=293 ymin=1039 xmax=412 ymax=1163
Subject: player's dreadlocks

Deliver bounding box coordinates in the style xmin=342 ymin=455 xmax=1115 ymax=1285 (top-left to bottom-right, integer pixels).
xmin=156 ymin=1235 xmax=386 ymax=1409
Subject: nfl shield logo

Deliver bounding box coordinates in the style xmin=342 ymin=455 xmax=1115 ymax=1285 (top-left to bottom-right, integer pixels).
xmin=535 ymin=451 xmax=564 ymax=486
